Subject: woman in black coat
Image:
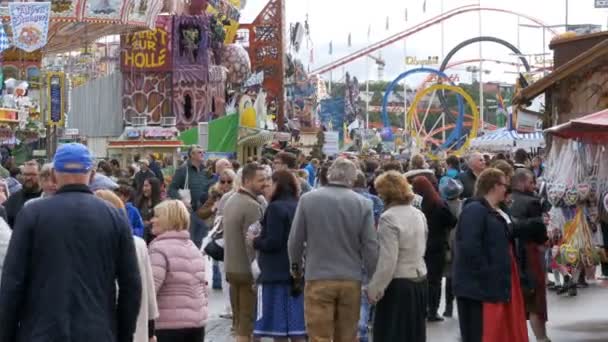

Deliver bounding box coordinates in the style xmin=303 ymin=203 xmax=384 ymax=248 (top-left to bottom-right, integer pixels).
xmin=247 ymin=170 xmax=306 ymax=341
xmin=412 ymin=176 xmax=457 ymax=322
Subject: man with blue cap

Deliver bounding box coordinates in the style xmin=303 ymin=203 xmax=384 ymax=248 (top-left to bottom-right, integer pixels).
xmin=0 ymin=143 xmax=142 ymax=342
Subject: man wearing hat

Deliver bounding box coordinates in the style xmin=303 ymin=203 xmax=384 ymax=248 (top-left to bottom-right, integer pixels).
xmin=0 ymin=143 xmax=142 ymax=342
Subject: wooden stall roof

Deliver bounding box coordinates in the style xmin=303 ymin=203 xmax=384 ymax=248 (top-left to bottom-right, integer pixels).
xmin=513 ymin=39 xmax=608 ymax=105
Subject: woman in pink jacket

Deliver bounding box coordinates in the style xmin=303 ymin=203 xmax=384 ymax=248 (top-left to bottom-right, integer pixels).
xmin=150 ymin=200 xmax=208 ymax=342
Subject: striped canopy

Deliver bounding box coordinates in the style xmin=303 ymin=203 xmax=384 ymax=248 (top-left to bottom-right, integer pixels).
xmin=471 ymin=128 xmax=545 ymax=151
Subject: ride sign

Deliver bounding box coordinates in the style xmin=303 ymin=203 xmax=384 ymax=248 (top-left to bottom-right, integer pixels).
xmin=121 ymin=17 xmax=172 ymax=72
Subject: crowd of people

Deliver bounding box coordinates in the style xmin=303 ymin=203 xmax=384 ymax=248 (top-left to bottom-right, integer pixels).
xmin=0 ymin=141 xmax=597 ymax=342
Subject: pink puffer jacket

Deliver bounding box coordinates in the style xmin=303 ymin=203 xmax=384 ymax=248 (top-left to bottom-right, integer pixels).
xmin=149 ymin=230 xmax=208 ymax=330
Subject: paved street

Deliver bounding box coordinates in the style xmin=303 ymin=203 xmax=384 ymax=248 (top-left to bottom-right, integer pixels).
xmin=204 ymin=277 xmax=608 ymax=341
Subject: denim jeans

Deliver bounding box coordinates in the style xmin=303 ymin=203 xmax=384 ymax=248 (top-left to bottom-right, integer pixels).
xmin=358 ymin=292 xmax=370 ymax=342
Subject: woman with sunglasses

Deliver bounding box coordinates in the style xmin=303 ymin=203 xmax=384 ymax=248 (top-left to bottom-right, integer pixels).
xmin=197 ymin=169 xmax=237 ymax=227
xmin=452 ymin=168 xmax=528 ymax=342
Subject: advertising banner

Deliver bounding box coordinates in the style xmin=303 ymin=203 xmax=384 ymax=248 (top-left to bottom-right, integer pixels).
xmin=9 ymin=2 xmax=51 ymax=52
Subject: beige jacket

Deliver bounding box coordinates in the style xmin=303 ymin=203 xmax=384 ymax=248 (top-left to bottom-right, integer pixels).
xmin=223 ymin=190 xmax=264 ymax=281
xmin=367 ymin=205 xmax=428 ymax=300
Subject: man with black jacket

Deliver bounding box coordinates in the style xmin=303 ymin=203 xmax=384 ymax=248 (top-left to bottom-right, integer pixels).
xmin=510 ymin=169 xmax=550 ymax=342
xmin=0 ymin=143 xmax=142 ymax=342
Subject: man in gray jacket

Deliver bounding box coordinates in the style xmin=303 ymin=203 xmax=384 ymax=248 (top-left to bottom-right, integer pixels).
xmin=288 ymin=157 xmax=379 ymax=341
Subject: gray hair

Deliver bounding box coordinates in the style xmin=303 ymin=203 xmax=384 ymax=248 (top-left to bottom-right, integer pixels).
xmin=328 ymin=157 xmax=357 ymax=187
xmin=466 ymin=152 xmax=483 ymax=166
xmin=40 ymin=163 xmax=53 ymax=180
xmin=512 ymin=168 xmax=534 ymax=189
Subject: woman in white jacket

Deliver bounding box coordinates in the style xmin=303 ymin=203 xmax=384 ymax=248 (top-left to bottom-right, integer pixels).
xmin=95 ymin=190 xmax=159 ymax=342
xmin=0 ymin=217 xmax=11 ymax=283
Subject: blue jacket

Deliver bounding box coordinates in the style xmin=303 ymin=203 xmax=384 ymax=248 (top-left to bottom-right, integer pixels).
xmin=125 ymin=202 xmax=145 ymax=238
xmin=304 ymin=163 xmax=315 ymax=186
xmin=354 ymin=188 xmax=384 ymax=225
xmin=0 ymin=184 xmax=142 ymax=342
xmin=254 ymin=196 xmax=298 ymax=283
xmin=452 ymin=197 xmax=513 ymax=302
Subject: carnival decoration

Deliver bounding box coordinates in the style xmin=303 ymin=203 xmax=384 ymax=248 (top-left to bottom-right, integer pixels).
xmin=0 ymin=24 xmax=10 ymax=53
xmin=0 ymin=0 xmax=163 ymax=54
xmin=381 ymin=68 xmax=466 ymax=148
xmin=121 ymin=17 xmax=172 ymax=72
xmin=206 ymin=0 xmax=241 ymax=43
xmin=47 ymin=72 xmax=66 ymax=127
xmin=8 ymin=2 xmax=51 ymax=53
xmin=221 ymin=44 xmax=251 ymax=84
xmin=438 ymin=36 xmax=531 ymax=119
xmin=407 ymin=84 xmax=480 ymax=157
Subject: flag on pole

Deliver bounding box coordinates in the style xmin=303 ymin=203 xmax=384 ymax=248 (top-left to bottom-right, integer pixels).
xmin=423 ymin=0 xmax=427 ymax=13
xmin=347 ymin=33 xmax=352 ymax=47
xmin=0 ymin=25 xmax=9 ymax=53
xmin=329 ymin=41 xmax=333 ymax=55
xmin=385 ymin=16 xmax=389 ymax=30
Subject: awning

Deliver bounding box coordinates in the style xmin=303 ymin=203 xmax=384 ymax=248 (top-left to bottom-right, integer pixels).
xmin=471 ymin=128 xmax=545 ymax=151
xmin=545 ymin=108 xmax=608 ymax=142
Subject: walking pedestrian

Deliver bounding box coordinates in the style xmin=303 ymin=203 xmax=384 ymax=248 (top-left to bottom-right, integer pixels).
xmin=453 ymin=168 xmax=528 ymax=342
xmin=149 ymin=200 xmax=208 ymax=342
xmin=458 ymin=152 xmax=486 ymax=199
xmin=169 ymin=145 xmax=216 ymax=210
xmin=289 ymin=158 xmax=378 ymax=342
xmin=248 ymin=170 xmax=306 ymax=341
xmin=367 ymin=171 xmax=428 ymax=342
xmin=24 ymin=163 xmax=57 ymax=206
xmin=4 ymin=160 xmax=42 ymax=227
xmin=95 ymin=190 xmax=160 ymax=342
xmin=411 ymin=176 xmax=456 ymax=322
xmin=0 ymin=143 xmax=142 ymax=342
xmin=510 ymin=169 xmax=551 ymax=342
xmin=135 ymin=177 xmax=162 ymax=244
xmin=223 ymin=163 xmax=267 ymax=342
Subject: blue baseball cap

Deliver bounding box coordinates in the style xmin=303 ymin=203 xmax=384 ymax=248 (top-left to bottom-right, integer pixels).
xmin=53 ymin=143 xmax=93 ymax=173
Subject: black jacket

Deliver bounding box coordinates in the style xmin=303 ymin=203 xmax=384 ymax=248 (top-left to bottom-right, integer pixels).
xmin=254 ymin=196 xmax=298 ymax=283
xmin=4 ymin=189 xmax=42 ymax=228
xmin=0 ymin=184 xmax=142 ymax=342
xmin=509 ymin=190 xmax=549 ymax=291
xmin=509 ymin=190 xmax=548 ymax=244
xmin=457 ymin=169 xmax=477 ymax=199
xmin=452 ymin=197 xmax=513 ymax=302
xmin=423 ymin=202 xmax=457 ymax=254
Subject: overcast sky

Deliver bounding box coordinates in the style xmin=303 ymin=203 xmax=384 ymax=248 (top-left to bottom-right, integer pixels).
xmin=239 ymin=0 xmax=608 ymax=85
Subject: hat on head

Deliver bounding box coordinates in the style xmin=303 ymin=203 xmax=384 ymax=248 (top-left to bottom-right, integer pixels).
xmin=53 ymin=143 xmax=93 ymax=174
xmin=440 ymin=178 xmax=464 ymax=200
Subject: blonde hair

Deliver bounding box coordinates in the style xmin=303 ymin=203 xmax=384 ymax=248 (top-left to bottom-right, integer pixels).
xmin=95 ymin=189 xmax=125 ymax=209
xmin=154 ymin=200 xmax=190 ymax=232
xmin=40 ymin=163 xmax=53 ymax=181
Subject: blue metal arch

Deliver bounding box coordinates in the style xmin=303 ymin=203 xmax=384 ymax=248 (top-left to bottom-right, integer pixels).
xmin=381 ymin=67 xmax=465 ymax=149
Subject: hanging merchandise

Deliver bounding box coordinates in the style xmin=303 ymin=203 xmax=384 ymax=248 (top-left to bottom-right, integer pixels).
xmin=9 ymin=2 xmax=51 ymax=52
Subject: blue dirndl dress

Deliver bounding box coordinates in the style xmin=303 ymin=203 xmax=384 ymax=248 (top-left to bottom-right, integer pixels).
xmin=254 ymin=283 xmax=307 ymax=338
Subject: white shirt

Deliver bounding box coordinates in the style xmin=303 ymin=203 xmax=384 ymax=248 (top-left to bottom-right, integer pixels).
xmin=133 ymin=237 xmax=159 ymax=342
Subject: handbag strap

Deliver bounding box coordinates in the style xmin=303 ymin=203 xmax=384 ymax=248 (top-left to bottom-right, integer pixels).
xmin=183 ymin=165 xmax=190 ymax=191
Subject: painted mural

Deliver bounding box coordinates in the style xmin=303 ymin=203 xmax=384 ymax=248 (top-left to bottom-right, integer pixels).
xmin=122 ymin=73 xmax=172 ymax=124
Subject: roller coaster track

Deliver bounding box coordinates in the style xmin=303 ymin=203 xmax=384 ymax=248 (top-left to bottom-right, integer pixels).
xmin=310 ymin=5 xmax=558 ymax=75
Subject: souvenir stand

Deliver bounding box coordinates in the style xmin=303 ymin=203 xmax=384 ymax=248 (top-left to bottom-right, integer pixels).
xmin=543 ymin=108 xmax=608 ymax=283
xmin=107 ymin=123 xmax=183 ymax=171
